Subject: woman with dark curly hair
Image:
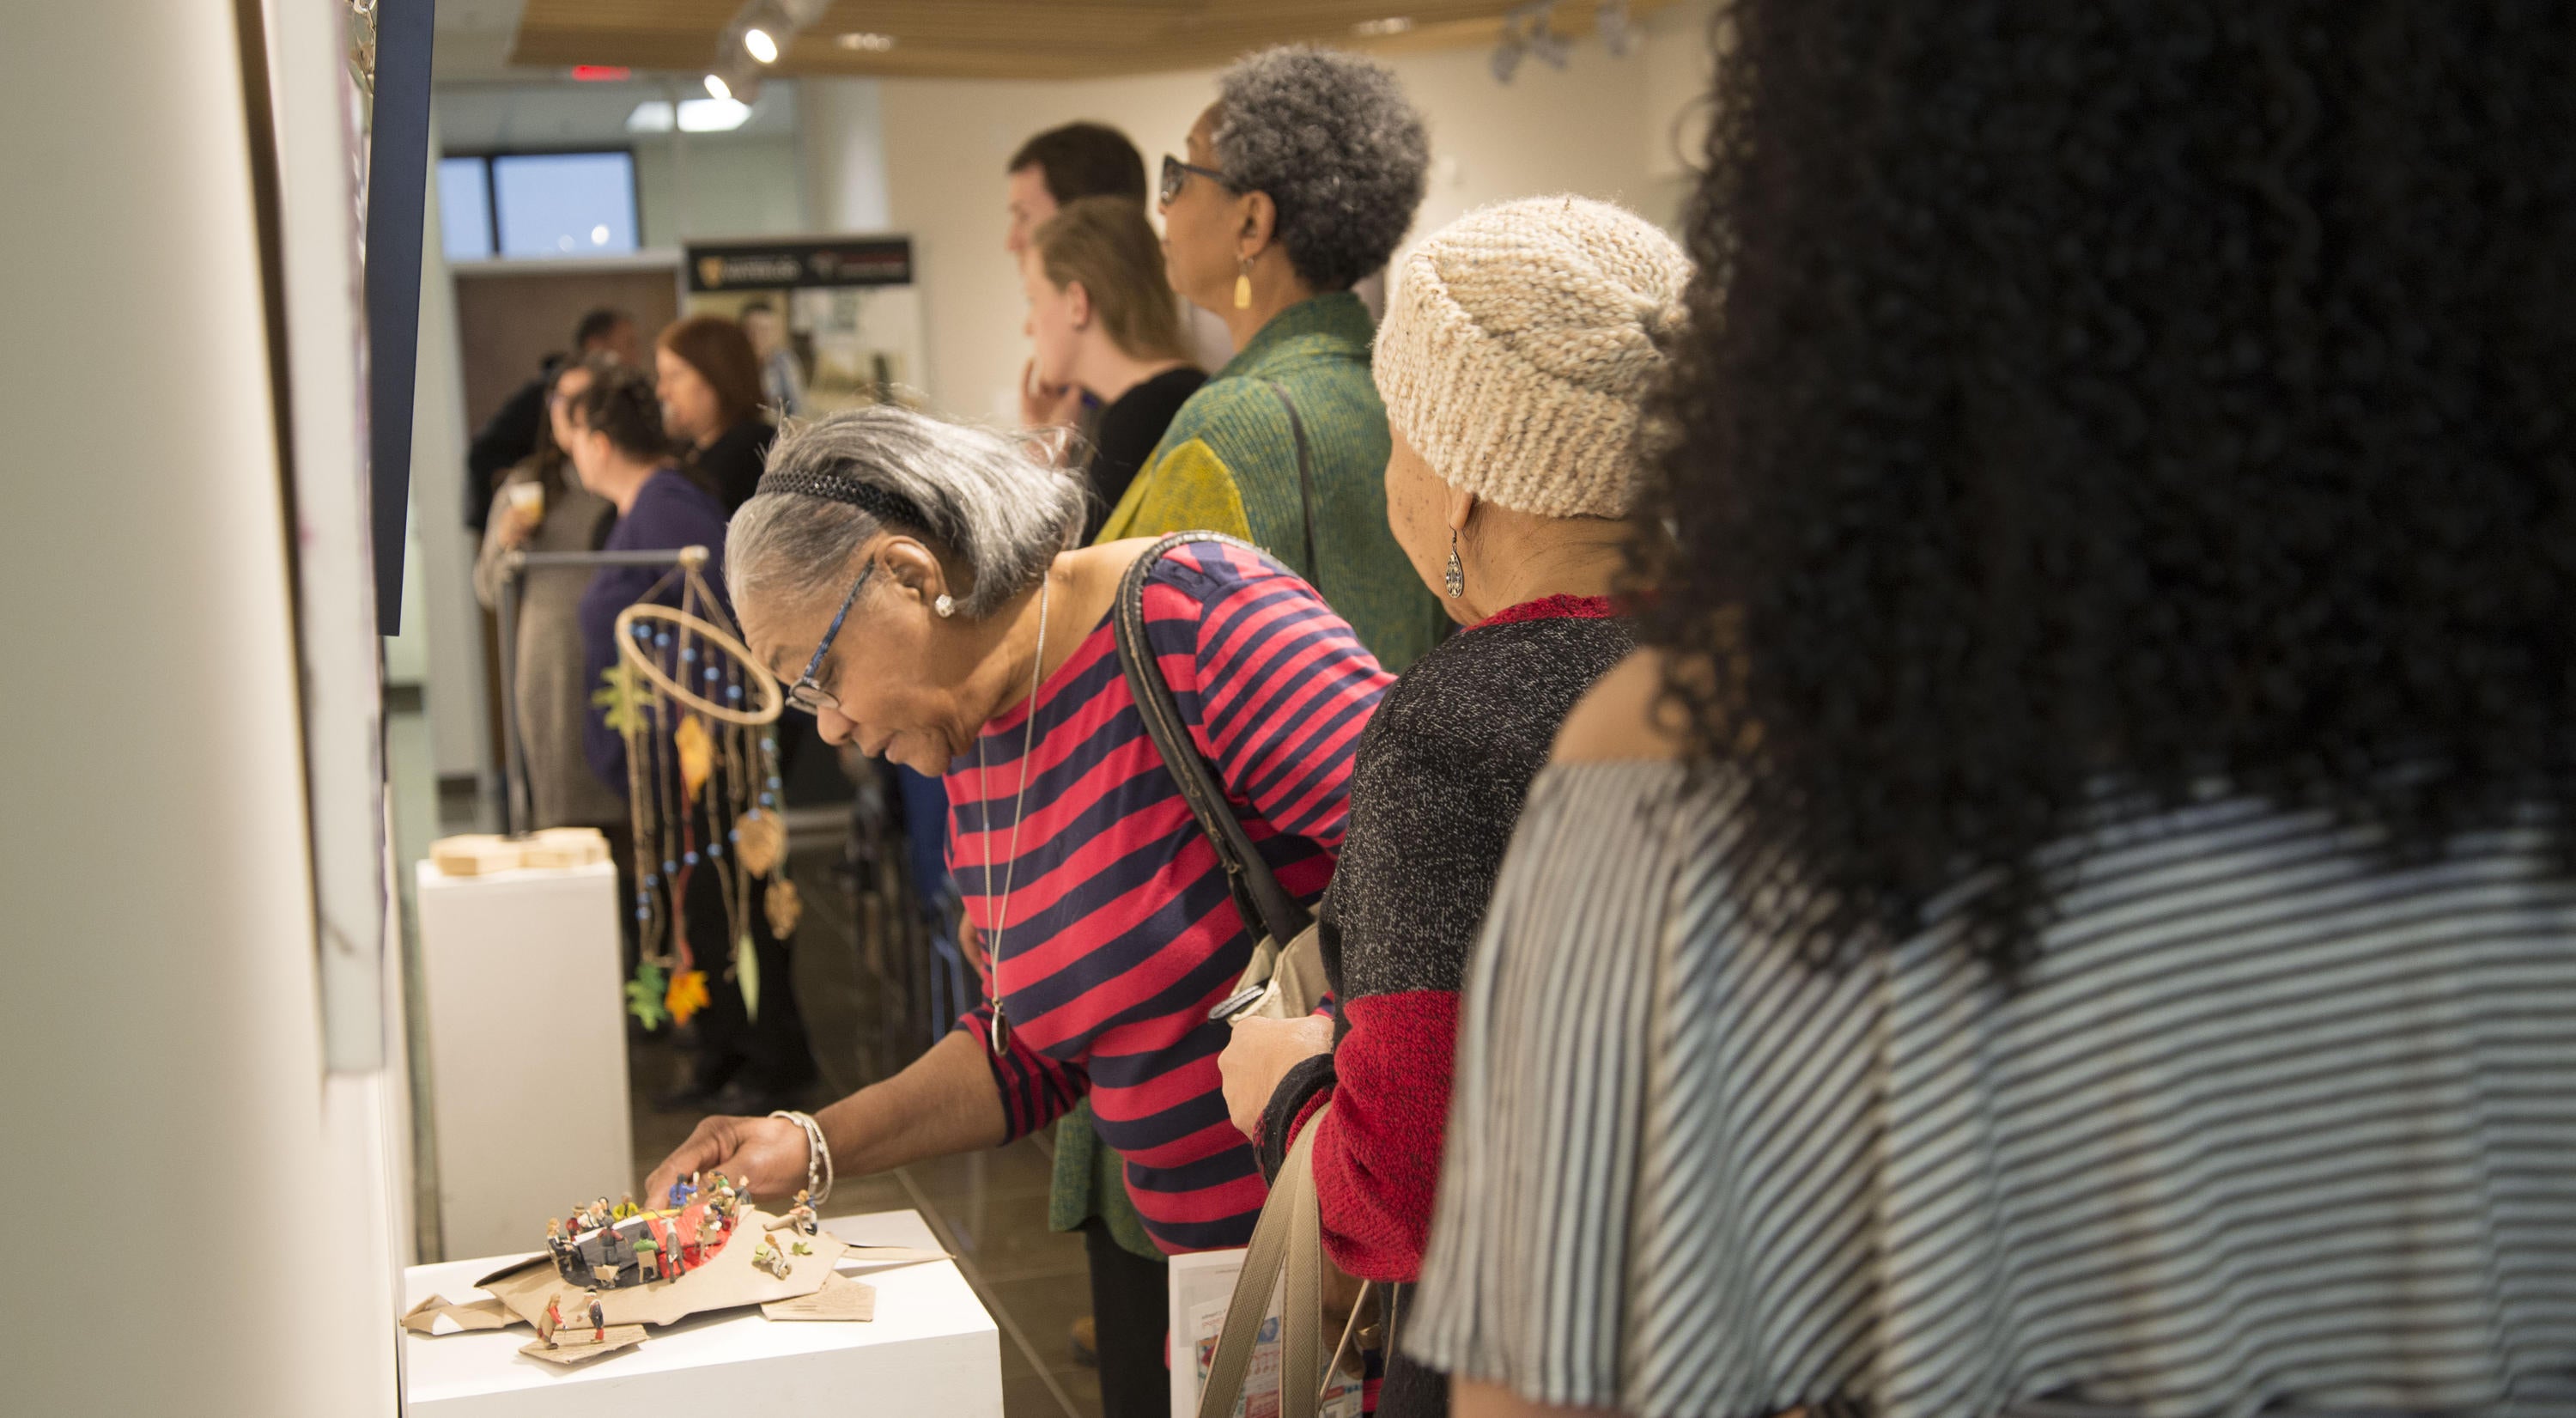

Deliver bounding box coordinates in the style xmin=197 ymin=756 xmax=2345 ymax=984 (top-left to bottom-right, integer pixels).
xmin=1097 ymin=44 xmax=1447 ymax=672
xmin=1413 ymin=4 xmax=2576 ymax=1418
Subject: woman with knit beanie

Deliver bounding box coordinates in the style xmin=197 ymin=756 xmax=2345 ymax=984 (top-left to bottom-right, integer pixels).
xmin=1216 ymin=194 xmax=1690 ymax=1418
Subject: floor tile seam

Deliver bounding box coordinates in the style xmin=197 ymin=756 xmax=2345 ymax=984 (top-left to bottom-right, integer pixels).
xmin=899 ymin=1164 xmax=1086 ymax=1418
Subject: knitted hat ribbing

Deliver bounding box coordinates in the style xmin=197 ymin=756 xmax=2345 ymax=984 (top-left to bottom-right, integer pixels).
xmin=1374 ymin=195 xmax=1691 ymax=519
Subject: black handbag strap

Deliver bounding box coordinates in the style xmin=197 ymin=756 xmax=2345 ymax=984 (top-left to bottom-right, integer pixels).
xmin=1115 ymin=532 xmax=1315 ymax=949
xmin=1261 ymin=379 xmax=1321 ymax=586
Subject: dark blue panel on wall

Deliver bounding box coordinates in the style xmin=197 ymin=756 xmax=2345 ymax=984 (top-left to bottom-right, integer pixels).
xmin=366 ymin=0 xmax=435 ymax=634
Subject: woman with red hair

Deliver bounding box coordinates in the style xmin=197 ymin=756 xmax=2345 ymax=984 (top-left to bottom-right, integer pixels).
xmin=656 ymin=313 xmax=773 ymax=514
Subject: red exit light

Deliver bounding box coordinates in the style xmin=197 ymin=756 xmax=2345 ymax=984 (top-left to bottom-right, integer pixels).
xmin=570 ymin=64 xmax=632 ymax=82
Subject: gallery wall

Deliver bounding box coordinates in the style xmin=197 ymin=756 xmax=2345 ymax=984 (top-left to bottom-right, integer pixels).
xmin=835 ymin=3 xmax=1717 ymax=423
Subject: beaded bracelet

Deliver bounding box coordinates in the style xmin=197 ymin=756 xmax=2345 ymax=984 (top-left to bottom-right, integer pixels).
xmin=769 ymin=1108 xmax=833 ymax=1205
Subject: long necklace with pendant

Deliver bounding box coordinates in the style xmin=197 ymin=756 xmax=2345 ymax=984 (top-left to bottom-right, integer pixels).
xmin=978 ymin=573 xmax=1051 ymax=1057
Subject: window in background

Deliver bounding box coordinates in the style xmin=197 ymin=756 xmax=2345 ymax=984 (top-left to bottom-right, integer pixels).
xmin=492 ymin=151 xmax=640 ymax=258
xmin=436 ymin=155 xmax=495 ymax=262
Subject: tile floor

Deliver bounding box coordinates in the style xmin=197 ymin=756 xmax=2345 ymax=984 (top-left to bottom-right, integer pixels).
xmin=629 ymin=1043 xmax=1108 ymax=1418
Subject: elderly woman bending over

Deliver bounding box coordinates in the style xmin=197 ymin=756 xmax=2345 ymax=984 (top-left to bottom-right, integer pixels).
xmin=644 ymin=406 xmax=1393 ymax=1256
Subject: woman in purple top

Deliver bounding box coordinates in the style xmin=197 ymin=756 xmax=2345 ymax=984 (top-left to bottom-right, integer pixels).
xmin=568 ymin=361 xmax=814 ymax=1109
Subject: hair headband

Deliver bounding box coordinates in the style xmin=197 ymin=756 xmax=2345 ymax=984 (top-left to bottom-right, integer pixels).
xmin=758 ymin=468 xmax=933 ymax=532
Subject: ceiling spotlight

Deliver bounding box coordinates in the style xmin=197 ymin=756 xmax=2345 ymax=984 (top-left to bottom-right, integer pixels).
xmin=744 ymin=27 xmax=779 ymax=64
xmin=1595 ymin=0 xmax=1637 ymax=57
xmin=1352 ymin=16 xmax=1413 ymax=37
xmin=704 ymin=71 xmax=732 ymax=100
xmin=835 ymin=31 xmax=896 ymax=51
xmin=1528 ymin=21 xmax=1572 ymax=69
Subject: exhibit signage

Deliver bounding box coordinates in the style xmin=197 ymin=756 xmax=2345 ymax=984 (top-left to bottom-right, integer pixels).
xmin=687 ymin=236 xmax=914 ymax=292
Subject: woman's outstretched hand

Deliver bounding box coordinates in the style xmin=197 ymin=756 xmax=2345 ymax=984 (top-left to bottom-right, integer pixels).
xmin=642 ymin=1112 xmax=809 ymax=1208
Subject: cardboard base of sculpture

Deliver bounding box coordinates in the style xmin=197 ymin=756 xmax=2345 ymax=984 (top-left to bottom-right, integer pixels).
xmin=763 ymin=1271 xmax=878 ymax=1322
xmin=405 ymin=1204 xmax=947 ymax=1366
xmin=521 ymin=1324 xmax=647 ymax=1365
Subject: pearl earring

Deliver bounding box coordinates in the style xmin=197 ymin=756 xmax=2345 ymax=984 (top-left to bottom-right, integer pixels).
xmin=933 ymin=594 xmax=956 ymax=618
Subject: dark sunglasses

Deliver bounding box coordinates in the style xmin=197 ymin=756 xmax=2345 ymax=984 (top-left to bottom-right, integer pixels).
xmin=1159 ymin=153 xmax=1235 ymax=205
xmin=786 ymin=557 xmax=878 ymax=715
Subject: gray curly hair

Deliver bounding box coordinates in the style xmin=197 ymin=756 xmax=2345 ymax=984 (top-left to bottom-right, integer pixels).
xmin=1214 ymin=46 xmax=1429 ymax=292
xmin=726 ymin=405 xmax=1085 ymax=624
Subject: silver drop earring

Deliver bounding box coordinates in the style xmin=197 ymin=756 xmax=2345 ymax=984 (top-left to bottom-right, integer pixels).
xmin=1443 ymin=529 xmax=1465 ymax=599
xmin=933 ymin=593 xmax=956 ymax=618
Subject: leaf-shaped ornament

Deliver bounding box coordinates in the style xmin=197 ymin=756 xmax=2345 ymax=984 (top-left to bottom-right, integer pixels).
xmin=674 ymin=715 xmax=714 ymax=802
xmin=665 ymin=968 xmax=711 ymax=1026
xmin=733 ymin=808 xmax=786 ymax=877
xmin=626 ymin=960 xmax=669 ymax=1031
xmin=765 ymin=876 xmax=804 ymax=939
xmin=592 ymin=663 xmax=647 ymax=736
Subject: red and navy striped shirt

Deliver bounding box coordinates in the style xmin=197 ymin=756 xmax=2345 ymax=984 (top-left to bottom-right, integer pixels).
xmin=945 ymin=539 xmax=1391 ymax=1253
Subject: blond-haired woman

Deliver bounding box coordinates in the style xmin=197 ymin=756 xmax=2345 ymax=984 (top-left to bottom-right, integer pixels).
xmin=1021 ymin=194 xmax=1206 ymax=539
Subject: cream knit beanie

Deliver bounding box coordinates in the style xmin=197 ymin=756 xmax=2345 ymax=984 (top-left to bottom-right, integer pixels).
xmin=1374 ymin=195 xmax=1691 ymax=520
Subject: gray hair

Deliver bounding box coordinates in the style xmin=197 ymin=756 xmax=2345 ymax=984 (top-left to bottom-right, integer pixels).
xmin=726 ymin=405 xmax=1085 ymax=622
xmin=1215 ymin=46 xmax=1429 ymax=292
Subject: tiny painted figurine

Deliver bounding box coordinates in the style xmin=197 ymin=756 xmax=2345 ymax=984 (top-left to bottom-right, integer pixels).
xmin=751 ymin=1239 xmax=790 ymax=1279
xmin=787 ymin=1189 xmax=819 ymax=1236
xmin=585 ymin=1289 xmax=605 ymax=1343
xmin=613 ymin=1192 xmax=639 ymax=1220
xmin=542 ymin=1295 xmax=564 ymax=1347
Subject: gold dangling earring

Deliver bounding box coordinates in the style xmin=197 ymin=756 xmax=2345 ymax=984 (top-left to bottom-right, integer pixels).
xmin=1233 ymin=254 xmax=1254 ymax=310
xmin=1444 ymin=528 xmax=1465 ymax=599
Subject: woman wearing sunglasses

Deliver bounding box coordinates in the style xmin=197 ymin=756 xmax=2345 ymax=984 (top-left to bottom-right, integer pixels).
xmin=641 ymin=402 xmax=1390 ymax=1293
xmin=1097 ymin=45 xmax=1448 ymax=676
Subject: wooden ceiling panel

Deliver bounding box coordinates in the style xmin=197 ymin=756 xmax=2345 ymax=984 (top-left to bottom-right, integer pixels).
xmin=512 ymin=0 xmax=1674 ymax=79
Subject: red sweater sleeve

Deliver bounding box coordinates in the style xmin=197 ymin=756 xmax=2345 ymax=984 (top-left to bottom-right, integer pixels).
xmin=1295 ymin=991 xmax=1461 ymax=1281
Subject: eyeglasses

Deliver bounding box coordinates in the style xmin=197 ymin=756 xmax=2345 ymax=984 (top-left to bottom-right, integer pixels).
xmin=1159 ymin=154 xmax=1235 ymax=205
xmin=786 ymin=558 xmax=878 ymax=715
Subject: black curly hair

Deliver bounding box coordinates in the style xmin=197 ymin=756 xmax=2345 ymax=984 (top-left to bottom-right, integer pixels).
xmin=1637 ymin=0 xmax=2576 ymax=977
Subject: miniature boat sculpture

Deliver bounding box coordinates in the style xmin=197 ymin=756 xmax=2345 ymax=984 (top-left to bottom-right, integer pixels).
xmin=400 ymin=1182 xmax=948 ymax=1366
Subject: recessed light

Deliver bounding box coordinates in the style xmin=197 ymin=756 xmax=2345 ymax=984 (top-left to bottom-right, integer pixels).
xmin=744 ymin=27 xmax=779 ymax=64
xmin=836 ymin=32 xmax=896 ymax=52
xmin=1353 ymin=16 xmax=1413 ymax=37
xmin=629 ymin=99 xmax=753 ymax=133
xmin=678 ymin=98 xmax=751 ymax=132
xmin=704 ymin=72 xmax=732 ymax=101
xmin=591 ymin=225 xmax=611 ymax=245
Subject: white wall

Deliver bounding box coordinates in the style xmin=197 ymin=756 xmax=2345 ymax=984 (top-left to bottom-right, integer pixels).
xmin=861 ymin=15 xmax=1716 ymax=421
xmin=411 ymin=134 xmax=493 ymax=785
xmin=635 ymin=134 xmax=811 ymax=246
xmin=800 ymin=77 xmax=894 ymax=234
xmin=3 ymin=0 xmax=398 ymax=1410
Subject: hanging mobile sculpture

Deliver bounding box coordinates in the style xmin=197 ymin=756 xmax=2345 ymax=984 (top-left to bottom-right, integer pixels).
xmin=600 ymin=547 xmax=796 ymax=1032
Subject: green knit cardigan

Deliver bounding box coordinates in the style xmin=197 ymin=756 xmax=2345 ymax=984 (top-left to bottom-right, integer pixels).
xmin=1097 ymin=291 xmax=1446 ymax=673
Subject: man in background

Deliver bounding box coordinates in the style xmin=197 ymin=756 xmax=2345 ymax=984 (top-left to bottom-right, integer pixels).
xmin=739 ymin=301 xmax=805 ymax=419
xmin=1005 ymin=123 xmax=1158 ymax=429
xmin=463 ymin=307 xmax=641 ymax=533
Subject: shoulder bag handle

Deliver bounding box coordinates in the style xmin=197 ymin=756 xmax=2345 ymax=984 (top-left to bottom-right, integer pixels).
xmin=1197 ymin=1102 xmax=1363 ymax=1418
xmin=1115 ymin=533 xmax=1316 ymax=963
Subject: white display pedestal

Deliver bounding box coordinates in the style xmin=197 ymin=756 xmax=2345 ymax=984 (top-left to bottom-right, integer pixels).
xmin=415 ymin=858 xmax=630 ymax=1261
xmin=402 ymin=1209 xmax=1002 ymax=1418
